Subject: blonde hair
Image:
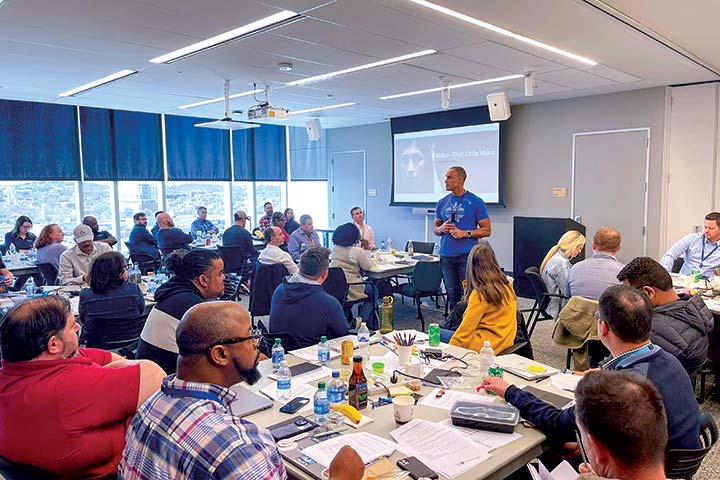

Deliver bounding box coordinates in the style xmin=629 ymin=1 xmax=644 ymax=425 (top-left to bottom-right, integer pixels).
xmin=464 ymin=243 xmax=514 ymax=307
xmin=540 ymin=230 xmax=586 ymax=272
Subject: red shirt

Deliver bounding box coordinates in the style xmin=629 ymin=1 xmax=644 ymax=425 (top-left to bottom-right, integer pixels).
xmin=0 ymin=348 xmax=141 ymax=479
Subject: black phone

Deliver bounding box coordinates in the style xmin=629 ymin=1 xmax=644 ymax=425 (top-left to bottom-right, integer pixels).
xmin=289 ymin=362 xmax=321 ymax=377
xmin=396 ymin=456 xmax=438 ymax=480
xmin=279 ymin=397 xmax=309 ymax=414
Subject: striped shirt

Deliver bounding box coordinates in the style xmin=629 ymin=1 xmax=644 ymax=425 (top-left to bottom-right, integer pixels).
xmin=119 ymin=376 xmax=286 ymax=480
xmin=660 ymin=232 xmax=720 ymax=277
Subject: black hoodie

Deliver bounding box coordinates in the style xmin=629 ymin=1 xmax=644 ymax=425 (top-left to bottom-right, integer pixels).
xmin=154 ymin=277 xmax=205 ymax=320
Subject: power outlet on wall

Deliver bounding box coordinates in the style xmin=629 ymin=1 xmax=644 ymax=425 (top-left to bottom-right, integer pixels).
xmin=552 ymin=187 xmax=567 ymax=198
xmin=368 ymin=189 xmax=377 ymax=197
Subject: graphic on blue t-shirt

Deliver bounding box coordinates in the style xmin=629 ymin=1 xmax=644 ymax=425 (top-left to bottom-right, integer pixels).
xmin=435 ymin=191 xmax=489 ymax=257
xmin=444 ymin=201 xmax=466 ymax=223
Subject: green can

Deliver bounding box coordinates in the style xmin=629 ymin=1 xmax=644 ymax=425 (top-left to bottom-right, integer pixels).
xmin=428 ymin=323 xmax=440 ymax=346
xmin=692 ymin=269 xmax=702 ymax=283
xmin=488 ymin=365 xmax=504 ymax=378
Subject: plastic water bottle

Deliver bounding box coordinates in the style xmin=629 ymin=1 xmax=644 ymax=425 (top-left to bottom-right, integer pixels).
xmin=314 ymin=381 xmax=329 ymax=424
xmin=479 ymin=341 xmax=495 ymax=376
xmin=387 ymin=237 xmax=393 ymax=251
xmin=9 ymin=244 xmax=16 ymax=256
xmin=271 ymin=338 xmax=285 ymax=372
xmin=327 ymin=371 xmax=346 ymax=427
xmin=407 ymin=240 xmax=414 ymax=256
xmin=357 ymin=322 xmax=371 ymax=363
xmin=276 ymin=360 xmax=292 ymax=402
xmin=380 ymin=240 xmax=386 ymax=251
xmin=318 ymin=336 xmax=331 ymax=366
xmin=24 ymin=277 xmax=36 ymax=295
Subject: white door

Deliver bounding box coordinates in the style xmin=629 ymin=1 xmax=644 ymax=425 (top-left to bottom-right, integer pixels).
xmin=330 ymin=151 xmax=366 ymax=228
xmin=572 ymin=129 xmax=650 ymax=263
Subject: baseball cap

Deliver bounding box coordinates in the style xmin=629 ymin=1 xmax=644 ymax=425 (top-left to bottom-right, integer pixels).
xmin=234 ymin=210 xmax=250 ymax=220
xmin=73 ymin=224 xmax=94 ymax=243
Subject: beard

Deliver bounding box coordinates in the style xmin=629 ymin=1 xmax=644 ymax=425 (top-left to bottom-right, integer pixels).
xmin=233 ymin=350 xmax=262 ymax=385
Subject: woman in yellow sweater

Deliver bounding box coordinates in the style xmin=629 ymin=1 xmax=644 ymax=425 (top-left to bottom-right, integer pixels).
xmin=441 ymin=243 xmax=517 ymax=353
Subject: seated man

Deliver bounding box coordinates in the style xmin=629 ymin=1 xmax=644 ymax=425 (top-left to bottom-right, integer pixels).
xmin=156 ymin=212 xmax=192 ymax=254
xmin=258 ymin=226 xmax=298 ymax=275
xmin=120 ymin=301 xmax=363 ymax=480
xmin=484 ymin=284 xmax=701 ymax=451
xmin=83 ymin=215 xmax=117 ymax=247
xmin=617 ymin=256 xmax=713 ymax=374
xmin=568 ymin=227 xmax=624 ymax=300
xmin=128 ymin=212 xmax=161 ymax=261
xmin=661 ymin=211 xmax=720 ymax=277
xmin=288 ymin=214 xmax=321 ymax=262
xmin=351 ymin=206 xmax=376 ymax=250
xmin=0 ymin=296 xmax=165 ymax=479
xmin=223 ymin=210 xmax=258 ymax=286
xmin=190 ymin=206 xmax=217 ymax=240
xmin=574 ymin=370 xmax=667 ymax=480
xmin=151 ymin=210 xmax=163 ymax=238
xmin=59 ymin=224 xmax=112 ymax=286
xmin=259 ymin=201 xmax=274 ymax=230
xmin=269 ymin=247 xmax=348 ymax=348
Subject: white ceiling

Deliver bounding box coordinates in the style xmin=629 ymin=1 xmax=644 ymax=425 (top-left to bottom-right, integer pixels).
xmin=0 ymin=0 xmax=718 ymax=128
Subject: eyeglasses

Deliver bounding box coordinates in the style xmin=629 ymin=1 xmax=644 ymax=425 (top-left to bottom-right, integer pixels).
xmin=21 ymin=224 xmax=32 ymax=229
xmin=181 ymin=328 xmax=263 ymax=355
xmin=591 ymin=311 xmax=601 ymax=320
xmin=576 ymin=429 xmax=590 ymax=465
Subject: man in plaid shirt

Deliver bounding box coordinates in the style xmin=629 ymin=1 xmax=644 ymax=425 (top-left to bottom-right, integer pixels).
xmin=119 ymin=301 xmax=363 ymax=480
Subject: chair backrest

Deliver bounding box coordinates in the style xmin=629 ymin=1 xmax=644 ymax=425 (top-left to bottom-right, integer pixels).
xmin=671 ymin=257 xmax=684 ymax=274
xmin=665 ymin=412 xmax=718 ymax=478
xmin=128 ymin=252 xmax=160 ymax=275
xmin=499 ymin=310 xmax=535 ymax=359
xmin=36 ymin=263 xmax=58 ymax=286
xmin=412 ymin=261 xmax=443 ymax=293
xmin=322 ymin=267 xmax=347 ymax=303
xmin=524 ymin=267 xmax=551 ymax=312
xmin=258 ymin=322 xmax=302 ymax=357
xmin=249 ymin=262 xmax=288 ymax=317
xmin=221 ymin=273 xmax=242 ymax=301
xmin=0 ymin=455 xmax=58 ymax=480
xmin=217 ymin=245 xmax=247 ymax=275
xmin=406 ymin=241 xmax=435 ymax=254
xmin=81 ymin=294 xmax=146 ymax=350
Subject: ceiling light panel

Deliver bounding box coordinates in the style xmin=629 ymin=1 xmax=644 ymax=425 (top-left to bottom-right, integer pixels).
xmin=380 ymin=74 xmax=524 ymax=100
xmin=150 ymin=10 xmax=300 ymax=64
xmin=290 ymin=102 xmax=357 ymax=115
xmin=59 ymin=69 xmax=137 ymax=97
xmin=404 ymin=0 xmax=597 ymax=66
xmin=178 ymin=89 xmax=264 ymax=109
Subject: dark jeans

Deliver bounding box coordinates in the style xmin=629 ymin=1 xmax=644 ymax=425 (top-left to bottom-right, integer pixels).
xmin=358 ymin=283 xmax=379 ymax=330
xmin=136 ymin=339 xmax=178 ymax=374
xmin=441 ymin=254 xmax=468 ymax=311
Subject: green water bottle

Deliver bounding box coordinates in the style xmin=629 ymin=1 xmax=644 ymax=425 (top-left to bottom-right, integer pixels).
xmin=379 ymin=296 xmax=394 ymax=334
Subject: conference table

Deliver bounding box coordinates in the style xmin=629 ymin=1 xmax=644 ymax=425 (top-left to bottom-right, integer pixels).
xmin=241 ymin=338 xmax=561 ymax=480
xmin=366 ymin=252 xmax=440 ymax=280
xmin=5 ymin=259 xmax=39 ymax=276
xmin=672 ymin=274 xmax=720 ymax=365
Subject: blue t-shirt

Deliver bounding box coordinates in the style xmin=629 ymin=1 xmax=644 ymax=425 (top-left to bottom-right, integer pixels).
xmin=435 ymin=190 xmax=489 ymax=257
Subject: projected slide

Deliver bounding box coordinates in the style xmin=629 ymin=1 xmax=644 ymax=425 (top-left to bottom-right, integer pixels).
xmin=393 ymin=123 xmax=500 ymax=204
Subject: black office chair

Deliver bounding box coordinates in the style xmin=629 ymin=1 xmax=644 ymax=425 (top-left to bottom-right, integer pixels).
xmin=80 ymin=294 xmax=146 ymax=355
xmin=220 ymin=273 xmax=242 ymax=302
xmin=405 ymin=241 xmax=434 ymax=255
xmin=217 ymin=245 xmax=247 ymax=276
xmin=322 ymin=266 xmax=376 ymax=328
xmin=665 ymin=412 xmax=718 ymax=479
xmin=36 ymin=263 xmax=58 ymax=286
xmin=498 ymin=310 xmax=535 ymax=360
xmin=0 ymin=455 xmax=58 ymax=480
xmin=258 ymin=322 xmax=302 ymax=357
xmin=672 ymin=257 xmax=685 ymax=274
xmin=389 ymin=261 xmax=446 ymax=331
xmin=249 ymin=263 xmax=288 ymax=324
xmin=523 ymin=267 xmax=567 ymax=337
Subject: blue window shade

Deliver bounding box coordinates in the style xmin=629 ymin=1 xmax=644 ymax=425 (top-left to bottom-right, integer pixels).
xmin=289 ymin=126 xmax=327 ymax=180
xmin=232 ymin=129 xmax=255 ymax=180
xmin=0 ymin=99 xmax=80 ymax=180
xmin=80 ymin=107 xmax=163 ymax=181
xmin=254 ymin=124 xmax=287 ymax=181
xmin=165 ymin=115 xmax=230 ymax=180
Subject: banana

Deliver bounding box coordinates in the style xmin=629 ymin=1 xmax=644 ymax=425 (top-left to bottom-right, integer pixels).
xmin=331 ymin=404 xmax=361 ymax=424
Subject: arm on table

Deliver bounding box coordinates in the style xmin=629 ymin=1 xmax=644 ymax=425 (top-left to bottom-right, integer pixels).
xmin=105 ymin=358 xmax=166 ymax=408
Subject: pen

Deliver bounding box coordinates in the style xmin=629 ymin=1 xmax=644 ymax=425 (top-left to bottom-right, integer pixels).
xmin=576 ymin=430 xmax=589 ymax=465
xmin=534 ymin=371 xmax=560 ymax=383
xmin=313 ymin=427 xmax=348 ymax=438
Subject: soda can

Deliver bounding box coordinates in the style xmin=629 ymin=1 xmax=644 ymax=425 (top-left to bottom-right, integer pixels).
xmin=428 ymin=323 xmax=440 ymax=347
xmin=341 ymin=340 xmax=354 ymax=365
xmin=488 ymin=365 xmax=504 ymax=378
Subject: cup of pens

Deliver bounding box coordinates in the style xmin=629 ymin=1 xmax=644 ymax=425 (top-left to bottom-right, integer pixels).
xmin=394 ymin=332 xmax=415 ymax=367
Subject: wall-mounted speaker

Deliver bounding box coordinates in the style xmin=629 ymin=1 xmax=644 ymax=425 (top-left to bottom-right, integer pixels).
xmin=305 ymin=118 xmax=322 ymax=141
xmin=487 ymin=92 xmax=511 ymax=121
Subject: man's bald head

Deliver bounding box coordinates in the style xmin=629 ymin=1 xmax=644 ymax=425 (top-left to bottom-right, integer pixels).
xmin=177 ymin=301 xmax=249 ymax=356
xmin=156 ymin=212 xmax=174 ymax=229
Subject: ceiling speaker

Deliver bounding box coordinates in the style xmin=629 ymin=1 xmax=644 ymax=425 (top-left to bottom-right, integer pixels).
xmin=305 ymin=118 xmax=322 ymax=141
xmin=487 ymin=92 xmax=511 ymax=121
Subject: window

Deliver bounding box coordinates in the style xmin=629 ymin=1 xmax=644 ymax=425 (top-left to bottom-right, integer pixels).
xmin=0 ymin=181 xmax=79 ymax=244
xmin=255 ymin=182 xmax=287 ymax=224
xmin=166 ymin=182 xmax=229 ymax=235
xmin=232 ymin=182 xmax=253 ymax=230
xmin=82 ymin=181 xmax=116 ymax=239
xmin=288 ymin=181 xmax=329 ymax=230
xmin=117 ymin=181 xmax=163 ymax=250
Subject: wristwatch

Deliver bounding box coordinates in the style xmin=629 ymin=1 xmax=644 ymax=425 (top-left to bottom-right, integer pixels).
xmin=466 ymin=230 xmax=472 ymax=238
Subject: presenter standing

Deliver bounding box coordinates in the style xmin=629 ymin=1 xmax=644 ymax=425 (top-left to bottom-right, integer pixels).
xmin=434 ymin=166 xmax=491 ymax=310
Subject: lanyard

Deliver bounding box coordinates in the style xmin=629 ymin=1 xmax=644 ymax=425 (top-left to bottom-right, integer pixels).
xmin=700 ymin=239 xmax=719 ymax=268
xmin=162 ymin=385 xmax=224 ymax=406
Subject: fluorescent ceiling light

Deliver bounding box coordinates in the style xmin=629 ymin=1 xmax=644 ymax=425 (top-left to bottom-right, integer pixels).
xmin=405 ymin=0 xmax=597 ymax=66
xmin=150 ymin=10 xmax=299 ymax=64
xmin=380 ymin=74 xmax=524 ymax=100
xmin=179 ymin=89 xmax=264 ymax=109
xmin=290 ymin=102 xmax=357 ymax=115
xmin=59 ymin=69 xmax=137 ymax=97
xmin=287 ymin=49 xmax=436 ymax=86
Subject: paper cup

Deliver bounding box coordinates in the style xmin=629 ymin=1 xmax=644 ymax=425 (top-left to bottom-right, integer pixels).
xmin=393 ymin=396 xmax=415 ymax=425
xmin=397 ymin=345 xmax=412 ymax=367
xmin=403 ymin=361 xmax=423 ymax=377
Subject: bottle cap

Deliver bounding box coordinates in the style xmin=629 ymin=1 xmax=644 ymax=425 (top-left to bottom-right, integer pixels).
xmin=332 ymin=371 xmax=340 ymax=378
xmin=318 ymin=381 xmax=326 ymax=389
xmin=483 ymin=340 xmax=491 ymax=347
xmin=274 ymin=338 xmax=281 ymax=345
xmin=320 ymin=336 xmax=327 ymax=342
xmin=280 ymin=360 xmax=288 ymax=367
xmin=353 ymin=355 xmax=363 ymax=363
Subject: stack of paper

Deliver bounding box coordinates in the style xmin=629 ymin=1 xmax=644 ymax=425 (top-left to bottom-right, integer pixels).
xmin=527 ymin=460 xmax=577 ymax=480
xmin=303 ymin=432 xmax=397 ymax=467
xmin=267 ymin=366 xmax=333 ymax=384
xmin=494 ymin=356 xmax=559 ymax=381
xmin=290 ymin=344 xmax=341 ymax=362
xmin=260 ymin=381 xmax=317 ymax=402
xmin=439 ymin=418 xmax=521 ymax=452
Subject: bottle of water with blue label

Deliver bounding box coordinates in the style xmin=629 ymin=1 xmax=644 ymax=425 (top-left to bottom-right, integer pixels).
xmin=271 ymin=338 xmax=285 ymax=372
xmin=276 ymin=360 xmax=292 ymax=402
xmin=314 ymin=381 xmax=329 ymax=424
xmin=327 ymin=371 xmax=346 ymax=427
xmin=318 ymin=335 xmax=330 ymax=366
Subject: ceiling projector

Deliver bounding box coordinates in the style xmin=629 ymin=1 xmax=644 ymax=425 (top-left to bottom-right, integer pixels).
xmin=248 ymin=105 xmax=289 ymax=120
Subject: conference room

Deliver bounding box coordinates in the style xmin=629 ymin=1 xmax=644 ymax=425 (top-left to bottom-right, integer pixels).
xmin=1 ymin=0 xmax=720 ymax=479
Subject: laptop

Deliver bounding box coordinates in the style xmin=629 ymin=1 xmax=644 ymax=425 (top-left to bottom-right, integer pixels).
xmin=229 ymin=384 xmax=274 ymax=417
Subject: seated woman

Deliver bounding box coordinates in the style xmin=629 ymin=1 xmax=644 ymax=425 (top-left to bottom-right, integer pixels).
xmin=4 ymin=215 xmax=42 ymax=290
xmin=330 ymin=223 xmax=378 ymax=328
xmin=284 ymin=208 xmax=300 ymax=235
xmin=35 ymin=224 xmax=67 ymax=272
xmin=440 ymin=243 xmax=517 ymax=353
xmin=79 ymin=251 xmax=145 ymax=346
xmin=540 ymin=230 xmax=586 ymax=317
xmin=272 ymin=211 xmax=290 ymax=246
xmin=135 ymin=249 xmax=226 ymax=373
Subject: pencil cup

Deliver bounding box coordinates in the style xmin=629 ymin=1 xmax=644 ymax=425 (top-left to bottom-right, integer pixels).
xmin=397 ymin=345 xmax=412 ymax=367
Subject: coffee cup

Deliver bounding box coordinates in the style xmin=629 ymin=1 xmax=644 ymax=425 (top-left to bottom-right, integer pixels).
xmin=392 ymin=396 xmax=414 ymax=425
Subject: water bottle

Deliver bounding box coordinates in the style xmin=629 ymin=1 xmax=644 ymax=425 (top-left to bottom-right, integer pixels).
xmin=387 ymin=237 xmax=393 ymax=251
xmin=24 ymin=277 xmax=36 ymax=295
xmin=271 ymin=338 xmax=285 ymax=372
xmin=327 ymin=371 xmax=346 ymax=427
xmin=318 ymin=336 xmax=330 ymax=366
xmin=407 ymin=240 xmax=414 ymax=257
xmin=357 ymin=322 xmax=371 ymax=363
xmin=276 ymin=360 xmax=292 ymax=402
xmin=314 ymin=381 xmax=329 ymax=424
xmin=380 ymin=240 xmax=386 ymax=252
xmin=9 ymin=244 xmax=16 ymax=256
xmin=479 ymin=341 xmax=495 ymax=376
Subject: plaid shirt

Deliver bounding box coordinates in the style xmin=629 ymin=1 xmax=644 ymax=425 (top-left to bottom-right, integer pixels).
xmin=259 ymin=215 xmax=272 ymax=231
xmin=119 ymin=376 xmax=286 ymax=480
xmin=190 ymin=218 xmax=216 ymax=239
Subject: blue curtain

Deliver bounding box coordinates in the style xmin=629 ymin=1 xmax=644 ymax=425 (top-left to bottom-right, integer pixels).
xmin=289 ymin=126 xmax=327 ymax=180
xmin=80 ymin=107 xmax=113 ymax=180
xmin=254 ymin=124 xmax=287 ymax=181
xmin=0 ymin=99 xmax=80 ymax=180
xmin=232 ymin=129 xmax=255 ymax=180
xmin=165 ymin=115 xmax=230 ymax=180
